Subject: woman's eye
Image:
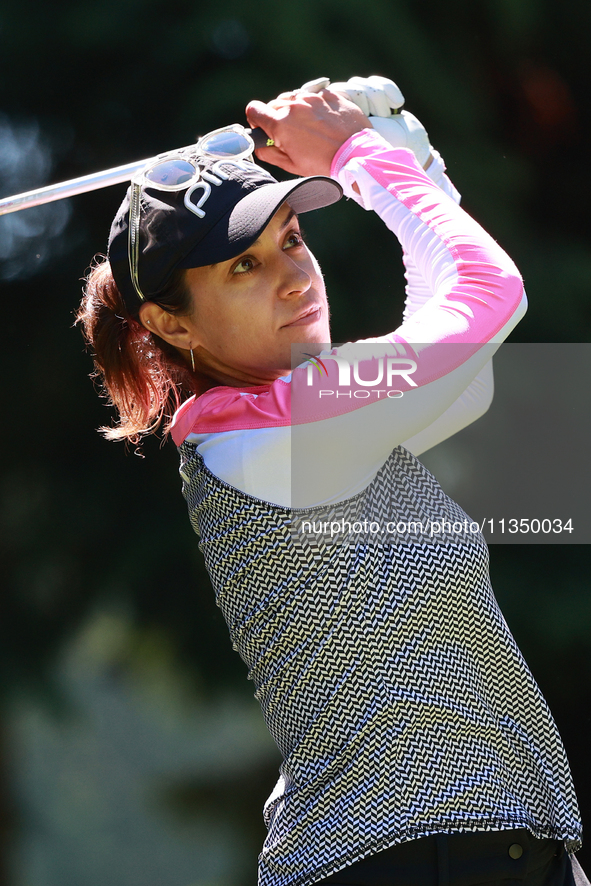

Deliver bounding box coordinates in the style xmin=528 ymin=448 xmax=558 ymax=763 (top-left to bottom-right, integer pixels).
xmin=283 ymin=231 xmax=303 ymax=250
xmin=232 ymin=257 xmax=256 ymax=275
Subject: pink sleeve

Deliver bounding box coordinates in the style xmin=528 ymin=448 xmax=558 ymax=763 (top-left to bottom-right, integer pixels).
xmin=331 ymin=129 xmax=525 ymax=349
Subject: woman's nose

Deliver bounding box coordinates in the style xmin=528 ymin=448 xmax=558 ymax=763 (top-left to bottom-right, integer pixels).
xmin=277 ymin=254 xmax=311 ymax=299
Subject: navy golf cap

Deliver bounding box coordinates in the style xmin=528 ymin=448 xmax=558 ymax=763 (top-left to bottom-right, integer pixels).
xmin=107 ymin=151 xmax=343 ymax=309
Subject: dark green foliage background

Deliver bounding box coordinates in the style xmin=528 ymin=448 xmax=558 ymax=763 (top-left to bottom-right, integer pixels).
xmin=1 ymin=0 xmax=590 ymax=880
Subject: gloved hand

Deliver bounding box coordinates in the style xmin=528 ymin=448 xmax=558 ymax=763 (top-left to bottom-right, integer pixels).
xmin=294 ymin=75 xmax=458 ymax=198
xmin=265 ymin=75 xmax=458 ymax=198
xmin=329 ymin=75 xmax=405 ymax=117
xmin=329 ymin=75 xmax=432 ymax=169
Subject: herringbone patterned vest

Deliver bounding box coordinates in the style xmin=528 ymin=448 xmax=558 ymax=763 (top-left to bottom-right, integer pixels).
xmin=178 ymin=441 xmax=582 ymax=886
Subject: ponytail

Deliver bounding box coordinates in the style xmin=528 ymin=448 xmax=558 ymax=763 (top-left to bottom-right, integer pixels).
xmin=77 ymin=257 xmax=201 ymax=445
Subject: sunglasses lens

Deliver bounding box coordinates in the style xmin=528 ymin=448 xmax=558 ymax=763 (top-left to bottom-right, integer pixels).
xmin=145 ymin=159 xmax=196 ymax=188
xmin=199 ymin=130 xmax=252 ymax=157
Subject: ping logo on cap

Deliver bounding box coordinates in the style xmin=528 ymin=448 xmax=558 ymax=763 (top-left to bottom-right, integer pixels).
xmin=184 ymin=158 xmax=275 ymax=219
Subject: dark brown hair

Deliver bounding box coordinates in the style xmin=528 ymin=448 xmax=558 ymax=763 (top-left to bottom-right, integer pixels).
xmin=77 ymin=257 xmax=211 ymax=444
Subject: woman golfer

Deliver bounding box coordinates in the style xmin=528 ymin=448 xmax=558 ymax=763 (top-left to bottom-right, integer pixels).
xmin=79 ymin=77 xmax=583 ymax=886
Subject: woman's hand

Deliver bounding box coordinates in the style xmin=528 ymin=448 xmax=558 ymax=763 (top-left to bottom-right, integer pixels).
xmin=245 ymin=88 xmax=372 ymax=177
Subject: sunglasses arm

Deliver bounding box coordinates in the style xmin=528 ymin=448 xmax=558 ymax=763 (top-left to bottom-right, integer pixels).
xmin=0 ymin=127 xmax=270 ymax=216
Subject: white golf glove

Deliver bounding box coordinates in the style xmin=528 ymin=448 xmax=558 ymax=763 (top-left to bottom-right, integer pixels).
xmin=328 ymin=75 xmax=405 ymax=117
xmin=329 ymin=75 xmax=432 ymax=169
xmin=296 ymin=75 xmax=458 ymax=200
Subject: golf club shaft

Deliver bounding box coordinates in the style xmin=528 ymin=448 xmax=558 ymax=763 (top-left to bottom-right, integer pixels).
xmin=0 ymin=127 xmax=269 ymax=216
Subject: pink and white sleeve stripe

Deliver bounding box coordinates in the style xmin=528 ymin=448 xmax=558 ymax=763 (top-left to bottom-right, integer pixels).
xmin=331 ymin=129 xmax=526 ymax=352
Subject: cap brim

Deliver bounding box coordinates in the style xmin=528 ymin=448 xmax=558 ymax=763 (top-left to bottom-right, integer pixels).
xmin=178 ymin=175 xmax=342 ymax=270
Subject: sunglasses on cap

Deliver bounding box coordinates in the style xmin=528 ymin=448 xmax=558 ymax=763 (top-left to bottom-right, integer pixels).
xmin=128 ymin=124 xmax=271 ymax=302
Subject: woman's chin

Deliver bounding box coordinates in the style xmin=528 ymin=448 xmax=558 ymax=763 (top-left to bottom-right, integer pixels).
xmin=288 ymin=341 xmax=329 ymax=370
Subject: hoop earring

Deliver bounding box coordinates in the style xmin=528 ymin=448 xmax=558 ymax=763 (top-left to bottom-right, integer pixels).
xmin=190 ymin=346 xmax=195 ymax=372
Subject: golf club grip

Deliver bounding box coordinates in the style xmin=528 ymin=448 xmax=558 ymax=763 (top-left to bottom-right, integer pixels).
xmin=247 ymin=127 xmax=271 ymax=150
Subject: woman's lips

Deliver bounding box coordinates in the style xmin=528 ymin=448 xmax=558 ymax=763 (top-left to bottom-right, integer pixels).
xmin=283 ymin=306 xmax=322 ymax=327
